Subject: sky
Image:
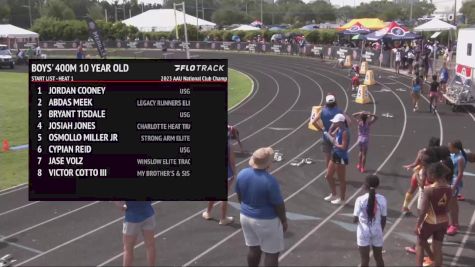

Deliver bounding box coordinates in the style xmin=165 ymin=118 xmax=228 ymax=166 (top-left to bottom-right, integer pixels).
xmin=124 ymin=0 xmax=464 ymax=13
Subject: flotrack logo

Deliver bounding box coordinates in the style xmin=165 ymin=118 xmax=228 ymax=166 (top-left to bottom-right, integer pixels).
xmin=174 ymin=65 xmax=225 ymax=72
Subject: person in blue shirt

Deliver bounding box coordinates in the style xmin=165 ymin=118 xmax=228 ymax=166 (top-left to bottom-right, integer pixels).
xmin=312 ymin=94 xmax=342 ymax=167
xmin=439 ymin=62 xmax=449 ymax=99
xmin=236 ymin=147 xmax=287 ymax=267
xmin=115 ymin=201 xmax=156 ymax=267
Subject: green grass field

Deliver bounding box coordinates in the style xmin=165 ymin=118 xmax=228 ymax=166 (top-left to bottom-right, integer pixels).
xmin=0 ymin=67 xmax=252 ymax=190
xmin=0 ymin=72 xmax=28 ymax=189
xmin=228 ymin=69 xmax=253 ymax=109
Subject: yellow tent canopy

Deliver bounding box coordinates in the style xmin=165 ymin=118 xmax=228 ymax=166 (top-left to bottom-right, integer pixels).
xmin=338 ymin=18 xmax=387 ymax=31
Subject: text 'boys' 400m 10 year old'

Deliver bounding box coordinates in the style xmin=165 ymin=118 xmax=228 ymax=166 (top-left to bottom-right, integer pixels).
xmin=29 ymin=59 xmax=228 ymax=201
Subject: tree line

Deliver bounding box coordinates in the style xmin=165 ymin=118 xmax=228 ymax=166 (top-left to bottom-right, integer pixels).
xmin=1 ymin=0 xmax=475 ymax=41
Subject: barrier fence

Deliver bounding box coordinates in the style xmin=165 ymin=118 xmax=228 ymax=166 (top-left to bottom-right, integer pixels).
xmin=16 ymin=40 xmax=450 ymax=72
xmin=12 ymin=40 xmax=395 ymax=69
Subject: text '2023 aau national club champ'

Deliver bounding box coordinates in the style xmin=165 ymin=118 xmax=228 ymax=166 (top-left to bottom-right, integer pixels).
xmin=29 ymin=59 xmax=228 ymax=201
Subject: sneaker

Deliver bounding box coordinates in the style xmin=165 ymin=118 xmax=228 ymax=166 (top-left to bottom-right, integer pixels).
xmin=423 ymin=257 xmax=434 ymax=267
xmin=219 ymin=216 xmax=234 ymax=225
xmin=447 ymin=225 xmax=459 ymax=235
xmin=405 ymin=246 xmax=416 ymax=254
xmin=356 ymin=163 xmax=361 ymax=170
xmin=202 ymin=211 xmax=213 ymax=220
xmin=360 ymin=167 xmax=365 ymax=173
xmin=331 ymin=198 xmax=344 ymax=205
xmin=457 ymin=194 xmax=465 ymax=201
xmin=413 ymin=108 xmax=417 ymax=112
xmin=324 ymin=194 xmax=336 ymax=202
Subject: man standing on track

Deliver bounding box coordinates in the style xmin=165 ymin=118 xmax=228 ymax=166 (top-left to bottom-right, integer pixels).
xmin=311 ymin=94 xmax=344 ymax=167
xmin=236 ymin=147 xmax=287 ymax=267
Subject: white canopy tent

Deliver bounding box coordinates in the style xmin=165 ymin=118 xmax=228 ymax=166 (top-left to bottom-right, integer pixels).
xmin=232 ymin=25 xmax=261 ymax=31
xmin=0 ymin=24 xmax=39 ymax=49
xmin=414 ymin=18 xmax=456 ymax=76
xmin=122 ymin=9 xmax=216 ymax=32
xmin=413 ymin=18 xmax=456 ymax=32
xmin=0 ymin=24 xmax=39 ymax=38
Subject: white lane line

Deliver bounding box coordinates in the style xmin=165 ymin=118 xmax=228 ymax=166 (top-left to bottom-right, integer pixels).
xmin=465 ymin=108 xmax=475 ymax=122
xmin=0 ymin=235 xmax=43 ymax=254
xmin=0 ymin=184 xmax=27 ymax=196
xmin=99 ymin=66 xmax=330 ymax=266
xmin=180 ymin=74 xmax=374 ymax=267
xmin=236 ymin=68 xmax=301 ymax=142
xmin=228 ymin=68 xmax=256 ymax=113
xmin=1 ymin=202 xmax=99 ymax=240
xmin=278 ymin=81 xmax=406 ymax=262
xmin=0 ymin=202 xmax=40 ymax=217
xmin=14 ymin=201 xmax=161 ymax=266
xmin=385 ymin=77 xmax=444 ymax=146
xmin=450 ymin=209 xmax=475 ymax=266
xmin=19 ymin=65 xmax=321 ymax=267
xmin=100 ymin=136 xmax=326 ymax=267
xmin=233 ymin=68 xmax=280 ymax=127
xmin=234 ymin=65 xmax=323 ymax=166
xmin=182 ymin=135 xmax=365 ymax=267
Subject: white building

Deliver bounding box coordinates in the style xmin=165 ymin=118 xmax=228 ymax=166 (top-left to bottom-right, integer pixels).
xmin=122 ymin=9 xmax=216 ymax=32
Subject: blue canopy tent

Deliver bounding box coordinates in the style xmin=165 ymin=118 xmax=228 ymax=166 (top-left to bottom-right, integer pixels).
xmin=365 ymin=21 xmax=421 ymax=41
xmin=364 ymin=21 xmax=422 ymax=67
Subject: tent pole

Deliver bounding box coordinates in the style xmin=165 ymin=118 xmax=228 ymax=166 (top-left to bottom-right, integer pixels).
xmin=174 ymin=4 xmax=179 ymax=40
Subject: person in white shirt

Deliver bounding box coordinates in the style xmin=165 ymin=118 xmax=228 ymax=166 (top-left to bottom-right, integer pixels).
xmin=353 ymin=175 xmax=387 ymax=267
xmin=395 ymin=48 xmax=401 ymax=74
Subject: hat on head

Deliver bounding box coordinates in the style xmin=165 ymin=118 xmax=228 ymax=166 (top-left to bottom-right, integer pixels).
xmin=325 ymin=95 xmax=336 ymax=104
xmin=330 ymin=113 xmax=346 ymax=123
xmin=249 ymin=147 xmax=274 ymax=170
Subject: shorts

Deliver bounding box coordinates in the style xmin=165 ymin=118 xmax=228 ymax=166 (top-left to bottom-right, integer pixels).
xmin=240 ymin=213 xmax=284 ymax=254
xmin=357 ymin=225 xmax=383 ymax=247
xmin=332 ymin=151 xmax=348 ymax=165
xmin=321 ymin=138 xmax=333 ymax=154
xmin=359 ymin=141 xmax=368 ymax=151
xmin=440 ymin=80 xmax=447 ymax=85
xmin=123 ymin=215 xmax=156 ymax=236
xmin=418 ymin=222 xmax=448 ymax=243
xmin=429 ymin=91 xmax=439 ymax=98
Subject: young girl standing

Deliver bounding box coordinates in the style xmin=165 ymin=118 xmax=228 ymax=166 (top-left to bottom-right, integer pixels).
xmin=429 ymin=74 xmax=439 ymax=114
xmin=353 ymin=111 xmax=378 ymax=173
xmin=354 ymin=175 xmax=387 ymax=267
xmin=411 ymin=73 xmax=423 ymax=112
xmin=447 ymin=140 xmax=467 ymax=236
xmin=416 ymin=162 xmax=452 ymax=267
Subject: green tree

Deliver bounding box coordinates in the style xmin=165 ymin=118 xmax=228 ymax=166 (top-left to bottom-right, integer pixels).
xmin=309 ymin=1 xmax=336 ymax=23
xmin=0 ymin=4 xmax=10 ymax=23
xmin=169 ymin=24 xmax=202 ymax=41
xmin=41 ymin=0 xmax=76 ymax=20
xmin=460 ymin=0 xmax=475 ymax=24
xmin=337 ymin=6 xmax=354 ymax=22
xmin=87 ymin=3 xmax=104 ymax=21
xmin=212 ymin=9 xmax=252 ymax=25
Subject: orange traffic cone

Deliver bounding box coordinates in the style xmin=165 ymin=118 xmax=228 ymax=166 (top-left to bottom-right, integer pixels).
xmin=3 ymin=139 xmax=10 ymax=152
